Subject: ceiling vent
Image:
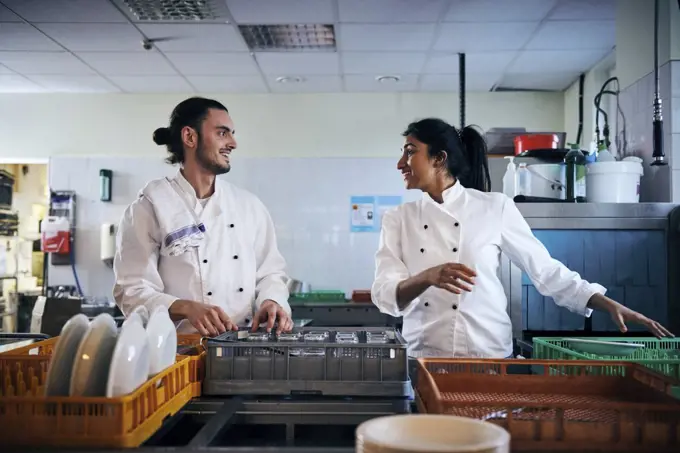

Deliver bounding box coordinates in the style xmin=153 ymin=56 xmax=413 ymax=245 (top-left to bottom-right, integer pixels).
xmin=119 ymin=0 xmax=227 ymax=22
xmin=239 ymin=24 xmax=336 ymax=52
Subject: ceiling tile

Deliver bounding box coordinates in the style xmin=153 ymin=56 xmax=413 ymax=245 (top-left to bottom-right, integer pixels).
xmin=344 ymin=74 xmax=419 ymax=92
xmin=255 ymin=52 xmax=339 ymax=75
xmin=526 ymin=20 xmax=615 ymax=50
xmin=268 ymin=75 xmax=341 ymax=93
xmin=508 ymin=49 xmax=610 ymax=73
xmin=165 ymin=52 xmax=259 ymax=75
xmin=341 ymin=24 xmax=436 ymax=52
xmin=36 ymin=23 xmax=143 ymax=51
xmin=187 ymin=75 xmax=268 ymax=93
xmin=499 ymin=72 xmax=580 ymax=91
xmin=2 ymin=0 xmax=127 ymax=23
xmin=0 ymin=4 xmax=22 ymax=21
xmin=108 ymin=75 xmax=192 ymax=93
xmin=77 ymin=52 xmax=177 ymax=76
xmin=338 ymin=0 xmax=448 ymax=23
xmin=27 ymin=74 xmax=119 ymax=92
xmin=226 ymin=0 xmax=334 ymax=24
xmin=343 ymin=52 xmax=427 ymax=75
xmin=0 ymin=51 xmax=95 ymax=75
xmin=0 ymin=74 xmax=43 ymax=92
xmin=549 ymin=0 xmax=616 ymax=20
xmin=434 ymin=22 xmax=539 ymax=52
xmin=421 ymin=73 xmax=500 ymax=92
xmin=0 ymin=23 xmax=62 ymax=51
xmin=138 ymin=24 xmax=248 ymax=52
xmin=425 ymin=51 xmax=517 ymax=74
xmin=446 ymin=0 xmax=557 ymax=21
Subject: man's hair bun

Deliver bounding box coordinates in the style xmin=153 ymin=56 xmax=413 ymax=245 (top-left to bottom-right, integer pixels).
xmin=153 ymin=127 xmax=171 ymax=145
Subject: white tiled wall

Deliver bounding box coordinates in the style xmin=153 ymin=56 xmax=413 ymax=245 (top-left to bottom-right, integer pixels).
xmin=613 ymin=61 xmax=680 ymax=201
xmin=48 ymin=156 xmax=420 ymax=300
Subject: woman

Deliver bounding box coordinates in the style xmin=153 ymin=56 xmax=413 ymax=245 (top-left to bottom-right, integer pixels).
xmin=371 ymin=118 xmax=672 ymax=359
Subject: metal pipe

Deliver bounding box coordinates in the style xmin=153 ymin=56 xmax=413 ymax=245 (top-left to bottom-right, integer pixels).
xmin=459 ymin=53 xmax=466 ymax=130
xmin=652 ymin=0 xmax=666 ymax=165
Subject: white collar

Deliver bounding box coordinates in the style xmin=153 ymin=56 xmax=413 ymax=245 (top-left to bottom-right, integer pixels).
xmin=423 ymin=180 xmax=465 ymax=205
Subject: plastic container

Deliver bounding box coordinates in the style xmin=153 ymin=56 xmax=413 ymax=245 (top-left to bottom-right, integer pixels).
xmin=203 ymin=327 xmax=409 ymax=397
xmin=0 ymin=354 xmax=193 ymax=448
xmin=532 ymin=337 xmax=680 ymax=398
xmin=586 ymin=159 xmax=643 ymax=203
xmin=513 ymin=134 xmax=559 ymax=155
xmin=415 ymin=358 xmax=680 ymax=452
xmin=523 ymin=163 xmax=565 ymax=199
xmin=502 ymin=156 xmax=516 ymax=198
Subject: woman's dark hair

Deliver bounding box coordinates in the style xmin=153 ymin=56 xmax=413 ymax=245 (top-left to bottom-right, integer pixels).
xmin=153 ymin=97 xmax=229 ymax=164
xmin=403 ymin=118 xmax=491 ymax=192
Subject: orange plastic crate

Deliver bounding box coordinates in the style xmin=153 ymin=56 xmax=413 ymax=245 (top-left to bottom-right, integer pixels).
xmin=1 ymin=334 xmax=206 ymax=398
xmin=416 ymin=358 xmax=680 ymax=452
xmin=0 ymin=355 xmax=193 ymax=448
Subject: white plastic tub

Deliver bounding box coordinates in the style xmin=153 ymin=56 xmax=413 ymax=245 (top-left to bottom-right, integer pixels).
xmin=586 ymin=160 xmax=643 ymax=203
xmin=522 ymin=163 xmax=565 ymax=200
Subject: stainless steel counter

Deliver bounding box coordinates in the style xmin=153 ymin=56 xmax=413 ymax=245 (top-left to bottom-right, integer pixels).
xmin=516 ymin=202 xmax=677 ymax=229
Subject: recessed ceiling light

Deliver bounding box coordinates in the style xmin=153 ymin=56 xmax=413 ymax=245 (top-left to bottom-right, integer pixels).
xmin=376 ymin=75 xmax=400 ymax=84
xmin=276 ymin=76 xmax=304 ymax=84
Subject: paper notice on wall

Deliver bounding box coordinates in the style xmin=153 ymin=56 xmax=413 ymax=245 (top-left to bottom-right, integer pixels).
xmin=350 ymin=195 xmax=402 ymax=233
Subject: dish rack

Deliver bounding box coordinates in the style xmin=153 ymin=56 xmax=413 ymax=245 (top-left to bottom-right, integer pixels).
xmin=0 ymin=334 xmax=204 ymax=448
xmin=415 ymin=358 xmax=680 ymax=452
xmin=203 ymin=327 xmax=409 ymax=397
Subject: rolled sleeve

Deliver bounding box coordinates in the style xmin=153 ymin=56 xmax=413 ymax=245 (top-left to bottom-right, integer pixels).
xmin=252 ymin=199 xmax=291 ymax=316
xmin=371 ymin=209 xmax=412 ymax=317
xmin=499 ymin=196 xmax=605 ymax=317
xmin=112 ymin=198 xmax=179 ymax=316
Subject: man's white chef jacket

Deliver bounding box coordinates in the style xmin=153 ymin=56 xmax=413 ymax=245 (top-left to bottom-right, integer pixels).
xmin=113 ymin=171 xmax=290 ymax=334
xmin=372 ymin=181 xmax=605 ymax=358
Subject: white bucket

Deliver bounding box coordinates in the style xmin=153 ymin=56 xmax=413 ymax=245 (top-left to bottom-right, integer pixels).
xmin=523 ymin=164 xmax=565 ymax=199
xmin=586 ymin=161 xmax=643 ymax=203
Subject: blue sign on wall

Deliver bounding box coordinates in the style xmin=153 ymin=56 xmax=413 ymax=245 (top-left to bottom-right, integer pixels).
xmin=350 ymin=195 xmax=402 ymax=233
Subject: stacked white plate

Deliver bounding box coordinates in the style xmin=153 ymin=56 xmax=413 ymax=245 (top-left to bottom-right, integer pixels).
xmin=44 ymin=304 xmax=177 ymax=398
xmin=356 ymin=415 xmax=510 ymax=453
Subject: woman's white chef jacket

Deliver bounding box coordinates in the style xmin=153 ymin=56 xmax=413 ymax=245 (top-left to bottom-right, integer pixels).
xmin=371 ymin=182 xmax=605 ymax=358
xmin=113 ymin=171 xmax=290 ymax=334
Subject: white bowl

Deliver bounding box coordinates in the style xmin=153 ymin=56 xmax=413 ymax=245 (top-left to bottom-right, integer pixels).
xmin=356 ymin=414 xmax=510 ymax=453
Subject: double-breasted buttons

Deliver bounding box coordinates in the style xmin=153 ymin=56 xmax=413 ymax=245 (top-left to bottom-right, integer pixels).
xmin=452 ymin=247 xmax=458 ymax=252
xmin=207 ymin=291 xmax=213 ymax=296
xmin=238 ymin=287 xmax=244 ymax=292
xmin=424 ymin=302 xmax=429 ymax=307
xmin=452 ymin=304 xmax=458 ymax=310
xmin=203 ymin=259 xmax=208 ymax=263
xmin=229 ymin=223 xmax=235 ymax=228
xmin=424 ymin=225 xmax=428 ymax=229
xmin=420 ymin=248 xmax=425 ymax=253
xmin=233 ymin=255 xmax=238 ymax=259
xmin=454 ymin=222 xmax=459 ymax=227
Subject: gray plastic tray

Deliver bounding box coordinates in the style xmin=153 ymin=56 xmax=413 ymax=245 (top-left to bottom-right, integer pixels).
xmin=203 ymin=327 xmax=410 ymax=397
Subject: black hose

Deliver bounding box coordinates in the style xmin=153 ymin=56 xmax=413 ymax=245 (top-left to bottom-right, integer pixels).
xmin=459 ymin=53 xmax=465 ymax=131
xmin=652 ymin=0 xmax=666 ymax=165
xmin=576 ymin=74 xmax=585 ymax=145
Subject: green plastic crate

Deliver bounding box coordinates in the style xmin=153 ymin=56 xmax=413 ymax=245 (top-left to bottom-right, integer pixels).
xmin=289 ymin=290 xmax=347 ymax=303
xmin=533 ymin=337 xmax=680 ymax=397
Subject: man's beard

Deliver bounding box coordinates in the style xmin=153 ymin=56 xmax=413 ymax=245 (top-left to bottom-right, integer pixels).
xmin=196 ymin=139 xmax=230 ymax=175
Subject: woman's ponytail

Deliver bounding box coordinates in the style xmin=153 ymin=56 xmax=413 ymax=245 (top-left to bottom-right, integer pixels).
xmin=458 ymin=125 xmax=491 ymax=192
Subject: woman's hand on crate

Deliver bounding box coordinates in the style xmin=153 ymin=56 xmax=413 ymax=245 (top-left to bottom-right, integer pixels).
xmin=252 ymin=300 xmax=293 ymax=335
xmin=169 ymin=300 xmax=238 ymax=337
xmin=587 ymin=293 xmax=674 ymax=338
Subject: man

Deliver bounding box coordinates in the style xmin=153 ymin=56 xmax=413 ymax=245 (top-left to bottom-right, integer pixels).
xmin=113 ymin=97 xmax=293 ymax=336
